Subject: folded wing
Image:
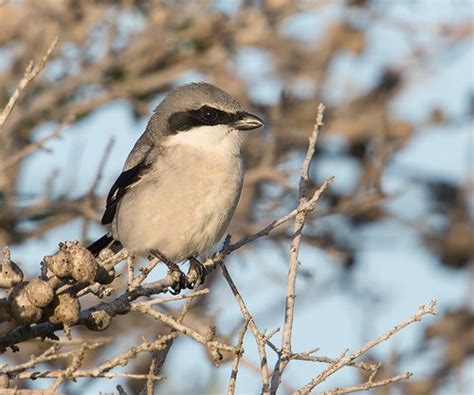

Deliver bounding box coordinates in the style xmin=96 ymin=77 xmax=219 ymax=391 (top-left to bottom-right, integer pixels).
xmin=101 ymin=161 xmax=152 ymax=225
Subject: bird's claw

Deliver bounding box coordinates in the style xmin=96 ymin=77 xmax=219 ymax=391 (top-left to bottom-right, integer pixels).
xmin=151 ymin=251 xmax=186 ymax=295
xmin=186 ymin=257 xmax=207 ymax=289
xmin=168 ymin=265 xmax=187 ymax=295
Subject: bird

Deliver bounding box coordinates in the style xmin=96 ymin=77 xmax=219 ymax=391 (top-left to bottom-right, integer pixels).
xmin=88 ymin=82 xmax=264 ymax=291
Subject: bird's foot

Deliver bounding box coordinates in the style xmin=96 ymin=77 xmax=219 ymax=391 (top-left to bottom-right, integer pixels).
xmin=186 ymin=257 xmax=207 ymax=289
xmin=151 ymin=250 xmax=186 ymax=295
xmin=167 ymin=263 xmax=187 ymax=295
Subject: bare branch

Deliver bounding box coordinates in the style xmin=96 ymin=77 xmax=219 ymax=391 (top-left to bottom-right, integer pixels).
xmin=131 ymin=288 xmax=210 ymax=307
xmin=131 ymin=304 xmax=234 ymax=355
xmin=219 ymin=260 xmax=272 ymax=394
xmin=315 ymin=372 xmax=413 ymax=395
xmin=227 ymin=319 xmax=250 ymax=395
xmin=295 ymin=300 xmax=438 ymax=395
xmin=271 ymin=104 xmax=329 ymax=393
xmin=0 ymin=35 xmax=60 ymax=130
xmin=284 ymin=104 xmax=326 ymax=351
xmin=0 ymin=114 xmax=75 ymax=170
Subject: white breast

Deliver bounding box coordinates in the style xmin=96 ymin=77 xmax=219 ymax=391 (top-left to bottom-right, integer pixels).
xmin=113 ymin=125 xmax=244 ymax=261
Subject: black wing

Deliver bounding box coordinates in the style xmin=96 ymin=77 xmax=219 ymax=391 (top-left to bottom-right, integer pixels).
xmin=101 ymin=161 xmax=152 ymax=225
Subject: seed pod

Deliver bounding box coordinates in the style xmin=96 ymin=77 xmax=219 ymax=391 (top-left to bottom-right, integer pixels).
xmin=69 ymin=246 xmax=98 ymax=284
xmin=44 ymin=250 xmax=72 ymax=278
xmin=8 ymin=282 xmax=42 ymax=325
xmin=49 ymin=293 xmax=80 ymax=326
xmin=0 ymin=249 xmax=23 ymax=289
xmin=85 ymin=310 xmax=112 ymax=331
xmin=24 ymin=278 xmax=54 ymax=308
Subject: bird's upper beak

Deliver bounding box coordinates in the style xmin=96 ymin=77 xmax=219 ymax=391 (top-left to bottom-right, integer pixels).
xmin=232 ymin=112 xmax=265 ymax=131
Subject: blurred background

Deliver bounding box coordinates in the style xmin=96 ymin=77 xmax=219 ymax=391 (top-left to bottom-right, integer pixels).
xmin=0 ymin=0 xmax=473 ymax=394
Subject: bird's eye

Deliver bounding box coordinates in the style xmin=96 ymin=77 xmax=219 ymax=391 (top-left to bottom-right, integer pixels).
xmin=200 ymin=107 xmax=219 ymax=122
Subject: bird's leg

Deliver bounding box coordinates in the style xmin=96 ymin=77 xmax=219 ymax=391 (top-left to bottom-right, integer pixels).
xmin=186 ymin=257 xmax=207 ymax=289
xmin=150 ymin=250 xmax=186 ymax=295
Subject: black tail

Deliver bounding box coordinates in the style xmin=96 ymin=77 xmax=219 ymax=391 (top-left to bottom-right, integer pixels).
xmin=87 ymin=234 xmax=121 ymax=257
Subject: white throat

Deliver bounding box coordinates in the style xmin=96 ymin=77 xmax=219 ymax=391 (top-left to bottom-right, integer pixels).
xmin=165 ymin=125 xmax=244 ymax=156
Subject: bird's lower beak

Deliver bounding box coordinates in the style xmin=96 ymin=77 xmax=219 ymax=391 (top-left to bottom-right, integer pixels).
xmin=232 ymin=112 xmax=265 ymax=131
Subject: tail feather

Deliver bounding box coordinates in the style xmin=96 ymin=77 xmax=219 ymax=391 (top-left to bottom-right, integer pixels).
xmin=87 ymin=234 xmax=115 ymax=257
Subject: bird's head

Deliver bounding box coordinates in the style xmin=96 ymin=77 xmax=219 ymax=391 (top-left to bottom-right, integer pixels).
xmin=146 ymin=82 xmax=264 ymax=154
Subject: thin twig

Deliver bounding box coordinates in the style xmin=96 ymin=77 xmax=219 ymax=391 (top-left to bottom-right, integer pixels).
xmin=47 ymin=342 xmax=88 ymax=391
xmin=0 ymin=114 xmax=75 ymax=170
xmin=131 ymin=257 xmax=160 ymax=288
xmin=284 ymin=103 xmax=326 ymax=352
xmin=227 ymin=319 xmax=250 ymax=395
xmin=138 ymin=280 xmax=205 ymax=395
xmin=315 ymin=372 xmax=413 ymax=395
xmin=176 ymin=279 xmax=203 ymax=323
xmin=271 ymin=104 xmax=328 ymax=394
xmin=15 ymin=371 xmax=163 ymax=381
xmin=289 ymin=352 xmax=377 ymax=372
xmin=131 ymin=304 xmax=234 ymax=354
xmin=127 ymin=255 xmax=135 ymax=290
xmin=295 ymin=300 xmax=438 ymax=395
xmin=146 ymin=358 xmax=158 ymax=395
xmin=0 ymin=35 xmax=60 ymax=130
xmin=1 ymin=340 xmax=107 ymax=374
xmin=219 ymin=260 xmax=271 ymax=394
xmin=132 ymin=288 xmax=210 ymax=307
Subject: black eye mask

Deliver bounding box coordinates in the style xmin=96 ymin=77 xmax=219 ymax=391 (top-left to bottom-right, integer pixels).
xmin=168 ymin=106 xmax=245 ymax=133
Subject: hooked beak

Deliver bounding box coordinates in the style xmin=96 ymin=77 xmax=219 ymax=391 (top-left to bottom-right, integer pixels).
xmin=232 ymin=112 xmax=265 ymax=131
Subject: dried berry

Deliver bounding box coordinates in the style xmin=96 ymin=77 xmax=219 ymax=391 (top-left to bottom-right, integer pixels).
xmin=44 ymin=250 xmax=72 ymax=278
xmin=0 ymin=248 xmax=23 ymax=289
xmin=24 ymin=278 xmax=54 ymax=308
xmin=69 ymin=246 xmax=98 ymax=284
xmin=85 ymin=310 xmax=112 ymax=331
xmin=49 ymin=293 xmax=80 ymax=326
xmin=8 ymin=282 xmax=42 ymax=325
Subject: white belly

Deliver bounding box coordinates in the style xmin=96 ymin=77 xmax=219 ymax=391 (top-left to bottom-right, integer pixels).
xmin=112 ymin=146 xmax=243 ymax=262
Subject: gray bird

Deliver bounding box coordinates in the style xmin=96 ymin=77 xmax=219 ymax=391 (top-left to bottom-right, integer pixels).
xmin=88 ymin=82 xmax=264 ymax=289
